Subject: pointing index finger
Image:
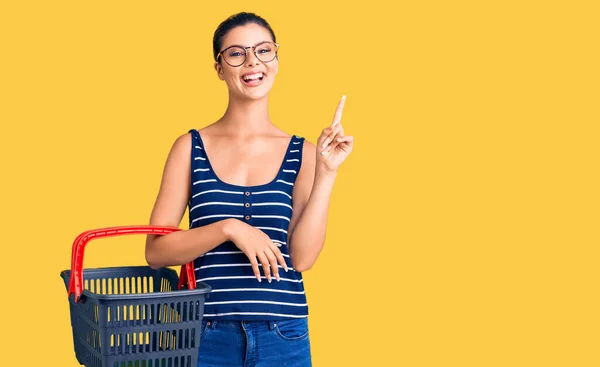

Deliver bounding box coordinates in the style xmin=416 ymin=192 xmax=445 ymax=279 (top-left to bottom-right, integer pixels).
xmin=331 ymin=95 xmax=346 ymax=127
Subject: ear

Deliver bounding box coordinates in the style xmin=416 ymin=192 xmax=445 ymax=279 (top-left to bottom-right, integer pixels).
xmin=214 ymin=61 xmax=225 ymax=80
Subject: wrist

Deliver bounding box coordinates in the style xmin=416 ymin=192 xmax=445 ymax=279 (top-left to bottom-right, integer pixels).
xmin=315 ymin=166 xmax=338 ymax=181
xmin=222 ymin=218 xmax=240 ymax=241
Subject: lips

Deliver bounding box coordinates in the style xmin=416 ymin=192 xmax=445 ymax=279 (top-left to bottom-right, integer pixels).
xmin=241 ymin=72 xmax=265 ymax=87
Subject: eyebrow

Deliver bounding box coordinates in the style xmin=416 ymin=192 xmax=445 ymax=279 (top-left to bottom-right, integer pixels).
xmin=222 ymin=41 xmax=272 ymax=49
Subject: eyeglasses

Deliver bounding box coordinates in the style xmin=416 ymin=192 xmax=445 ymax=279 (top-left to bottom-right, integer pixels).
xmin=217 ymin=41 xmax=280 ymax=67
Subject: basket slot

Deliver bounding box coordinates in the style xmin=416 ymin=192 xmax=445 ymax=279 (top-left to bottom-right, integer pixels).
xmin=87 ymin=276 xmax=157 ymax=297
xmin=109 ymin=328 xmax=197 ymax=355
xmin=156 ymin=301 xmax=189 ymax=325
xmin=112 ymin=356 xmax=192 ymax=367
xmin=106 ymin=299 xmax=201 ymax=328
xmin=86 ymin=275 xmax=158 ymax=296
xmin=160 ymin=277 xmax=171 ymax=292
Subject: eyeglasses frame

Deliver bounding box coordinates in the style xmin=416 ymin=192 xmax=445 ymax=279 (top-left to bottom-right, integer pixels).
xmin=216 ymin=41 xmax=280 ymax=67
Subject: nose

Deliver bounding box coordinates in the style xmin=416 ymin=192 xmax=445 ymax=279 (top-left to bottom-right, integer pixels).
xmin=245 ymin=47 xmax=260 ymax=66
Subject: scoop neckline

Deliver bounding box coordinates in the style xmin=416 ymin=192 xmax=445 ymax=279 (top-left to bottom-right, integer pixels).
xmin=193 ymin=130 xmax=298 ymax=190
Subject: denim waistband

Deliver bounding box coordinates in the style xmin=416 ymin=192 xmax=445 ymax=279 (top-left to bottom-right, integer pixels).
xmin=205 ymin=319 xmax=278 ymax=331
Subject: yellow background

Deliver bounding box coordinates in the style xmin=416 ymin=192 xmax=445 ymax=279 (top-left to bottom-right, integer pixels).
xmin=1 ymin=1 xmax=598 ymax=366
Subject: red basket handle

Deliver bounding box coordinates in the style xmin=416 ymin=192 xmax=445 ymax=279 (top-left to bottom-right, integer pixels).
xmin=67 ymin=225 xmax=197 ymax=302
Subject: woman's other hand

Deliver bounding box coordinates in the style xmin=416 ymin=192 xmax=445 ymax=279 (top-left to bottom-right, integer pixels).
xmin=225 ymin=219 xmax=289 ymax=282
xmin=317 ymin=95 xmax=354 ymax=173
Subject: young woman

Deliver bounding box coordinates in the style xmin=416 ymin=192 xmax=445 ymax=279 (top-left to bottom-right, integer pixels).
xmin=145 ymin=12 xmax=354 ymax=367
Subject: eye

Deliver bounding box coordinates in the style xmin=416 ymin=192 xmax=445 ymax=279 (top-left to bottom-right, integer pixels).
xmin=229 ymin=51 xmax=244 ymax=57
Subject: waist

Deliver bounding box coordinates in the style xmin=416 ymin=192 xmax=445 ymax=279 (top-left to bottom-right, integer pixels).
xmin=203 ymin=317 xmax=308 ymax=331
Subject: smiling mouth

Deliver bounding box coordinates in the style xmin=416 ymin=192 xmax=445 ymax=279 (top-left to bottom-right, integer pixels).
xmin=241 ymin=72 xmax=265 ymax=86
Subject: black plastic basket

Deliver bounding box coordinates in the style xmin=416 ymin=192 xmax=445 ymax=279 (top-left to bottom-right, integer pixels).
xmin=60 ymin=225 xmax=211 ymax=367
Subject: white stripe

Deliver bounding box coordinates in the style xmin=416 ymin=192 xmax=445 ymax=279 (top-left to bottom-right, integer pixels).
xmin=252 ymin=215 xmax=290 ymax=222
xmin=194 ymin=157 xmax=206 ymax=160
xmin=205 ymin=300 xmax=307 ymax=307
xmin=276 ymin=180 xmax=294 ymax=186
xmin=204 ymin=312 xmax=307 ymax=318
xmin=194 ymin=168 xmax=211 ymax=172
xmin=282 ymin=169 xmax=297 ymax=174
xmin=196 ymin=264 xmax=251 ymax=270
xmin=192 ymin=189 xmax=244 ymax=198
xmin=293 ymin=142 xmax=301 ymax=145
xmin=252 ymin=190 xmax=292 ymax=199
xmin=193 ymin=179 xmax=217 ymax=185
xmin=210 ymin=288 xmax=305 ymax=295
xmin=290 ymin=150 xmax=299 ymax=153
xmin=203 ymin=251 xmax=244 ymax=256
xmin=190 ymin=202 xmax=243 ymax=212
xmin=197 ymin=275 xmax=300 ymax=283
xmin=195 ymin=264 xmax=292 ymax=270
xmin=192 ymin=214 xmax=243 ymax=223
xmin=195 ymin=145 xmax=203 ymax=150
xmin=271 ymin=239 xmax=287 ymax=246
xmin=199 ymin=251 xmax=289 ymax=258
xmin=286 ymin=159 xmax=299 ymax=162
xmin=257 ymin=226 xmax=288 ymax=234
xmin=200 ymin=252 xmax=290 ymax=258
xmin=253 ymin=202 xmax=293 ymax=210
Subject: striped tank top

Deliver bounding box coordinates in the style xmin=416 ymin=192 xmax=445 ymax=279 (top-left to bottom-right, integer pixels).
xmin=187 ymin=129 xmax=309 ymax=321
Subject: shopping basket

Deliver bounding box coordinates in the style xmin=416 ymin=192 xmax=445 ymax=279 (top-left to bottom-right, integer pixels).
xmin=60 ymin=225 xmax=211 ymax=367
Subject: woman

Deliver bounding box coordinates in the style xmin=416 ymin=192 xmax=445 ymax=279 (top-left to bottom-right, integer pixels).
xmin=145 ymin=12 xmax=354 ymax=367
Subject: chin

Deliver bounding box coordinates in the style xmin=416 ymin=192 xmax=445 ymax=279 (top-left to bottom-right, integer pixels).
xmin=238 ymin=87 xmax=273 ymax=101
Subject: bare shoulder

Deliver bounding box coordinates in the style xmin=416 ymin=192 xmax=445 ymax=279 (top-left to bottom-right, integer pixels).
xmin=169 ymin=132 xmax=193 ymax=158
xmin=159 ymin=132 xmax=193 ymax=182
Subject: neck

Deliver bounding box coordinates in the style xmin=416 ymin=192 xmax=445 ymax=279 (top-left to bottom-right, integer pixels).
xmin=218 ymin=93 xmax=272 ymax=136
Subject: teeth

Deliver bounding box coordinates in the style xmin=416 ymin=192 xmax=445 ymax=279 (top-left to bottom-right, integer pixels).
xmin=243 ymin=73 xmax=263 ymax=81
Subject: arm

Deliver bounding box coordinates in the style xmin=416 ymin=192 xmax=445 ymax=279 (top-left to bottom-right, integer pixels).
xmin=288 ymin=95 xmax=354 ymax=272
xmin=144 ymin=132 xmax=238 ymax=269
xmin=288 ymin=142 xmax=337 ymax=272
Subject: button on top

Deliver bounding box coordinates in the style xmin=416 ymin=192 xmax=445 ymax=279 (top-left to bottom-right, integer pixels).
xmin=245 ymin=191 xmax=250 ymax=196
xmin=245 ymin=215 xmax=250 ymax=220
xmin=245 ymin=203 xmax=250 ymax=208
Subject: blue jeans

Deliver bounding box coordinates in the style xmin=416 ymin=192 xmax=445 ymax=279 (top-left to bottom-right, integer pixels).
xmin=197 ymin=318 xmax=312 ymax=367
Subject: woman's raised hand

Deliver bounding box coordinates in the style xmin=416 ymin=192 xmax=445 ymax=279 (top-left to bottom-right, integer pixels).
xmin=317 ymin=95 xmax=354 ymax=172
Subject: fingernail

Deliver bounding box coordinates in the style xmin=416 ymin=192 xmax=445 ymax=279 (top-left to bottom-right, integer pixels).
xmin=276 ymin=275 xmax=280 ymax=281
xmin=342 ymin=95 xmax=346 ymax=101
xmin=258 ymin=277 xmax=262 ymax=282
xmin=268 ymin=278 xmax=272 ymax=283
xmin=285 ymin=267 xmax=289 ymax=272
xmin=337 ymin=138 xmax=342 ymax=142
xmin=322 ymin=139 xmax=329 ymax=148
